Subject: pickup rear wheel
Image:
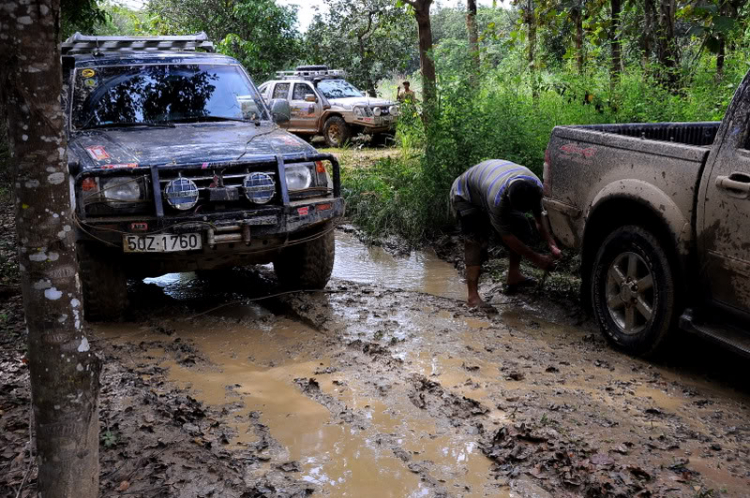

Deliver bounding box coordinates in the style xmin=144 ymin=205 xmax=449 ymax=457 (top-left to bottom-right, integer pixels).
xmin=323 ymin=116 xmax=350 ymax=148
xmin=77 ymin=242 xmax=128 ymax=322
xmin=274 ymin=228 xmax=335 ymax=289
xmin=591 ymin=225 xmax=677 ymax=357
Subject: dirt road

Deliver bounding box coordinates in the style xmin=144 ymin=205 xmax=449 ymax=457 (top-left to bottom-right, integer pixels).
xmin=2 ymin=231 xmax=750 ymax=497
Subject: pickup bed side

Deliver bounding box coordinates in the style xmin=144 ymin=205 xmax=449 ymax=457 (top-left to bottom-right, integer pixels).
xmin=544 ymin=122 xmax=716 ymax=280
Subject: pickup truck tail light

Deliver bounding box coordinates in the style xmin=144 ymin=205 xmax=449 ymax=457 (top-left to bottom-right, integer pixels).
xmin=543 ymin=147 xmax=552 ymax=196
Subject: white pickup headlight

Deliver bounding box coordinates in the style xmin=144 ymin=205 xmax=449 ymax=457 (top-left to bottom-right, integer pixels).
xmin=102 ymin=177 xmax=142 ymax=203
xmin=285 ymin=164 xmax=313 ymax=190
xmin=373 ymin=106 xmax=382 ymax=117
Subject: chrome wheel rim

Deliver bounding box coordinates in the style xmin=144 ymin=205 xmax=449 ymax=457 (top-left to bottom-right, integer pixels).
xmin=605 ymin=252 xmax=655 ymax=335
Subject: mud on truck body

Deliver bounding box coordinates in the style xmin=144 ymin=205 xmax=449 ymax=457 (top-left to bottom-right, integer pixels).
xmin=259 ymin=66 xmax=398 ymax=148
xmin=543 ymin=73 xmax=750 ymax=358
xmin=62 ymin=34 xmax=344 ymax=321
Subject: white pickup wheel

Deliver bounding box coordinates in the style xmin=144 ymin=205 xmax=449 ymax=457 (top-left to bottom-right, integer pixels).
xmin=591 ymin=225 xmax=678 ymax=356
xmin=323 ymin=116 xmax=350 ymax=148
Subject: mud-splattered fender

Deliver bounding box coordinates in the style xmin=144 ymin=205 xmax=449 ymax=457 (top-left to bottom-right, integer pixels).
xmin=587 ymin=179 xmax=693 ymax=258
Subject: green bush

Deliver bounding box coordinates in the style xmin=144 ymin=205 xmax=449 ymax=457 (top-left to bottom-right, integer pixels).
xmin=343 ymin=54 xmax=747 ymax=243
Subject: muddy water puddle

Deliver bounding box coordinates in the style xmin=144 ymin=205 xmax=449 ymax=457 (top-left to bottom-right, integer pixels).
xmin=333 ymin=232 xmax=466 ymax=300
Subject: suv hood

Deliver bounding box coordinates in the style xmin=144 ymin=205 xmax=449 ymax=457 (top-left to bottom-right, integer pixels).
xmin=328 ymin=96 xmax=396 ymax=109
xmin=68 ymin=123 xmax=316 ymax=170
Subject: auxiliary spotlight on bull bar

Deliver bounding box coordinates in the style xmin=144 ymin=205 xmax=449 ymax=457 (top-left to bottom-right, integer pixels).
xmin=73 ymin=153 xmax=342 ymax=224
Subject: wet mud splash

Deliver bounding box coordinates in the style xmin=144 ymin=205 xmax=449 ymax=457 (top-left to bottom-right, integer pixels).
xmin=90 ymin=231 xmax=750 ymax=498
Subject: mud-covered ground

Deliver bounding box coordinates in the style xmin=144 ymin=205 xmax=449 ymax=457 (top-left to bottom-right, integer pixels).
xmin=2 ymin=227 xmax=750 ymax=498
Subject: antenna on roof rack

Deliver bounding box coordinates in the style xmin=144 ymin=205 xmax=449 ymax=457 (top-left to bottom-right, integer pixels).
xmin=61 ymin=32 xmax=215 ymax=55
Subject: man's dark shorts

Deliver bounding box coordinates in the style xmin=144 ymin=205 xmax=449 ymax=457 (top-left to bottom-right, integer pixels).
xmin=457 ymin=208 xmax=533 ymax=266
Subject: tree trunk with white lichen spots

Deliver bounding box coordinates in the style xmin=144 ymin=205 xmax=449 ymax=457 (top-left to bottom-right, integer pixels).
xmin=0 ymin=1 xmax=101 ymax=497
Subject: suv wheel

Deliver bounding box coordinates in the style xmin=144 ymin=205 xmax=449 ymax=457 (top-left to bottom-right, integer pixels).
xmin=77 ymin=242 xmax=128 ymax=322
xmin=591 ymin=225 xmax=677 ymax=356
xmin=323 ymin=116 xmax=350 ymax=148
xmin=274 ymin=228 xmax=335 ymax=289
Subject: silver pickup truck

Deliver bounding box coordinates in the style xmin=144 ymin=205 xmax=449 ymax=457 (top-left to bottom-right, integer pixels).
xmin=544 ymin=87 xmax=750 ymax=357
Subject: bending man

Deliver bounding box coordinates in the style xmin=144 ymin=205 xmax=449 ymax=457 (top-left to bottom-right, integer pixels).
xmin=450 ymin=160 xmax=561 ymax=309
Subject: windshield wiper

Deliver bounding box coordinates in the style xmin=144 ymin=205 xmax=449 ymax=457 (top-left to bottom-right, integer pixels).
xmin=81 ymin=121 xmax=175 ymax=130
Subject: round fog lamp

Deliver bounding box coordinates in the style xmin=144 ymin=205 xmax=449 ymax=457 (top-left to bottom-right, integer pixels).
xmin=164 ymin=177 xmax=199 ymax=211
xmin=244 ymin=172 xmax=275 ymax=204
xmin=372 ymin=107 xmax=382 ymax=117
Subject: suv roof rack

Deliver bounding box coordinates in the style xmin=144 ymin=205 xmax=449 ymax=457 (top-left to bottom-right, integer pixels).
xmin=275 ymin=68 xmax=346 ymax=81
xmin=61 ymin=32 xmax=215 ymax=55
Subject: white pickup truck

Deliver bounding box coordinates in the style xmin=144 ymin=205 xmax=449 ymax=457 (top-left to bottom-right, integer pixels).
xmin=543 ymin=87 xmax=750 ymax=357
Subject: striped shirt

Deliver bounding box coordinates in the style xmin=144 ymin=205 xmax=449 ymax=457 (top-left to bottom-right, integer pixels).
xmin=450 ymin=160 xmax=543 ymax=235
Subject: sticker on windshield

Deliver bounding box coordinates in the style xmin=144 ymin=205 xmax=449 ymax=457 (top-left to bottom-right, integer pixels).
xmin=81 ymin=69 xmax=96 ymax=78
xmin=85 ymin=146 xmax=110 ymax=161
xmin=84 ymin=78 xmax=98 ymax=88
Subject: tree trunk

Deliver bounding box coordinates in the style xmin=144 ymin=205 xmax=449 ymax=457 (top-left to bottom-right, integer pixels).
xmin=656 ymin=0 xmax=679 ymax=88
xmin=0 ymin=1 xmax=101 ymax=497
xmin=716 ymin=35 xmax=726 ymax=81
xmin=643 ymin=0 xmax=655 ymax=68
xmin=409 ymin=0 xmax=436 ymax=114
xmin=526 ymin=0 xmax=536 ymax=71
xmin=573 ymin=5 xmax=584 ymax=74
xmin=610 ymin=0 xmax=623 ymax=85
xmin=466 ymin=0 xmax=480 ymax=78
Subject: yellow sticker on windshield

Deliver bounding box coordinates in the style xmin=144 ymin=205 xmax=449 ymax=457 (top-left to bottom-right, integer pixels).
xmin=81 ymin=69 xmax=95 ymax=78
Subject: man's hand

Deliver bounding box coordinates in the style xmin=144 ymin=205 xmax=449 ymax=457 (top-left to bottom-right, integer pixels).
xmin=550 ymin=244 xmax=562 ymax=260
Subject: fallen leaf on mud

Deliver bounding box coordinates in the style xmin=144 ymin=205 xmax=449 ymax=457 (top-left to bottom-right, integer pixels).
xmin=278 ymin=461 xmax=301 ymax=472
xmin=118 ymin=481 xmax=130 ymax=492
xmin=614 ymin=444 xmax=630 ymax=455
xmin=590 ymin=453 xmax=614 ymax=468
xmin=507 ymin=371 xmax=525 ymax=381
xmin=628 ymin=465 xmax=652 ymax=481
xmin=644 ymin=407 xmax=664 ymax=416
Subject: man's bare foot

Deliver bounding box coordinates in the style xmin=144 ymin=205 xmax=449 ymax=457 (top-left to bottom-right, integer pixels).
xmin=468 ymin=297 xmax=497 ymax=313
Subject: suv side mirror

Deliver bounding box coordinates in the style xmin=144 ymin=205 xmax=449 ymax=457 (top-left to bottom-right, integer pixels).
xmin=269 ymin=99 xmax=291 ymax=124
xmin=304 ymin=94 xmax=317 ymax=103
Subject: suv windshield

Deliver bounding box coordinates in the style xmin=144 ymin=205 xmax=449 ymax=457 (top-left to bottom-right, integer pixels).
xmin=72 ymin=64 xmax=268 ymax=130
xmin=316 ymin=79 xmax=363 ymax=99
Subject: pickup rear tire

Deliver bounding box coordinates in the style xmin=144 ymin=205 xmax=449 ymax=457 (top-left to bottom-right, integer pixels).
xmin=273 ymin=228 xmax=335 ymax=289
xmin=77 ymin=242 xmax=128 ymax=322
xmin=591 ymin=225 xmax=677 ymax=357
xmin=323 ymin=116 xmax=350 ymax=148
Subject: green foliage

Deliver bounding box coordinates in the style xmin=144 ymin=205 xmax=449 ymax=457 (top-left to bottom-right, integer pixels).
xmin=147 ymin=0 xmax=301 ymax=81
xmin=61 ymin=0 xmax=107 ymax=38
xmin=343 ymin=49 xmax=747 ymax=242
xmin=303 ymin=0 xmax=418 ymax=96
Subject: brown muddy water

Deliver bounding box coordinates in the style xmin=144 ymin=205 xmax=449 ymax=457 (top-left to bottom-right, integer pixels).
xmin=97 ymin=231 xmax=750 ymax=497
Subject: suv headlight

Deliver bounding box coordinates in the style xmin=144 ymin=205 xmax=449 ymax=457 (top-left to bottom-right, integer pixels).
xmin=389 ymin=105 xmax=400 ymax=116
xmin=102 ymin=177 xmax=142 ymax=203
xmin=285 ymin=163 xmax=313 ymax=190
xmin=372 ymin=106 xmax=382 ymax=117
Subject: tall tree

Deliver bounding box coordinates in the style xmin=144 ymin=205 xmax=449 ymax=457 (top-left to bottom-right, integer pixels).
xmin=306 ymin=0 xmax=416 ymax=97
xmin=467 ymin=0 xmax=480 ymax=76
xmin=656 ymin=0 xmax=679 ymax=86
xmin=400 ymin=0 xmax=437 ymax=110
xmin=610 ymin=0 xmax=623 ymax=83
xmin=0 ymin=0 xmax=100 ymax=497
xmin=148 ymin=0 xmax=301 ymax=81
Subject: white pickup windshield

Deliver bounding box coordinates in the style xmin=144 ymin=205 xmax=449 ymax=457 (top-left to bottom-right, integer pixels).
xmin=72 ymin=64 xmax=268 ymax=129
xmin=316 ymin=79 xmax=364 ymax=99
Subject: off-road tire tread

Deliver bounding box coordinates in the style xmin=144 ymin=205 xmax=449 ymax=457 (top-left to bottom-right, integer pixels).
xmin=591 ymin=225 xmax=677 ymax=357
xmin=323 ymin=116 xmax=350 ymax=148
xmin=77 ymin=242 xmax=128 ymax=322
xmin=274 ymin=229 xmax=335 ymax=289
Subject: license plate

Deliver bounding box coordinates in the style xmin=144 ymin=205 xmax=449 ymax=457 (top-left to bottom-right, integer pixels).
xmin=123 ymin=234 xmax=202 ymax=253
